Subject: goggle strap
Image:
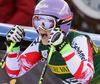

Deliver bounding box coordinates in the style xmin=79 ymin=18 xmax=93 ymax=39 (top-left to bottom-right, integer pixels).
xmin=57 ymin=19 xmax=72 ymax=25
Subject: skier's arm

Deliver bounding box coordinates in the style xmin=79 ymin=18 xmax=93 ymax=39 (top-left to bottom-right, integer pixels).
xmin=5 ymin=25 xmax=42 ymax=78
xmin=6 ymin=41 xmax=42 ymax=78
xmin=48 ymin=28 xmax=94 ymax=83
xmin=60 ymin=35 xmax=94 ymax=83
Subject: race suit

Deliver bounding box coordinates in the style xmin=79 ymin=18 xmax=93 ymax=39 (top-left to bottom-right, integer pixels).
xmin=5 ymin=31 xmax=100 ymax=84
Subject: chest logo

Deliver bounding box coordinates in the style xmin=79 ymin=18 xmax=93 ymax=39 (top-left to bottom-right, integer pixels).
xmin=41 ymin=50 xmax=48 ymax=58
xmin=48 ymin=64 xmax=70 ymax=74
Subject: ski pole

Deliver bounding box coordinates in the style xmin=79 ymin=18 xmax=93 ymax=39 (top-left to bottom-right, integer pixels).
xmin=0 ymin=42 xmax=16 ymax=68
xmin=38 ymin=45 xmax=54 ymax=84
xmin=0 ymin=42 xmax=17 ymax=84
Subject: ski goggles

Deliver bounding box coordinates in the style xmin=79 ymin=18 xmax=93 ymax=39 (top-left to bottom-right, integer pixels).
xmin=32 ymin=15 xmax=56 ymax=30
xmin=32 ymin=14 xmax=73 ymax=30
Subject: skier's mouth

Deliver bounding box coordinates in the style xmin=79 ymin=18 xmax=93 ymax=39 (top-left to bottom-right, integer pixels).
xmin=41 ymin=33 xmax=48 ymax=39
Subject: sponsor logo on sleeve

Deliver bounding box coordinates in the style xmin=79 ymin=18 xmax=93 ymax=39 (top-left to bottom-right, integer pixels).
xmin=72 ymin=42 xmax=87 ymax=61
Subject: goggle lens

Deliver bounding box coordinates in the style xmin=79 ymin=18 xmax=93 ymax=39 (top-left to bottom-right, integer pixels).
xmin=32 ymin=15 xmax=56 ymax=30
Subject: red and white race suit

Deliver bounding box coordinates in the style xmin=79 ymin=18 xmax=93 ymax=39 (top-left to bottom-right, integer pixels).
xmin=5 ymin=35 xmax=94 ymax=84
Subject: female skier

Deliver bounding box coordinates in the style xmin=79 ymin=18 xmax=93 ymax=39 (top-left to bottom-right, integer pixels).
xmin=5 ymin=0 xmax=100 ymax=83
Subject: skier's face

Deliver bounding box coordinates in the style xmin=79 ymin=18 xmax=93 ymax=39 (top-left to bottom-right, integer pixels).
xmin=38 ymin=28 xmax=51 ymax=45
xmin=32 ymin=15 xmax=56 ymax=45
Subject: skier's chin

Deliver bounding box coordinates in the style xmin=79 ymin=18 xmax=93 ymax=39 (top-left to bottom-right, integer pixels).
xmin=40 ymin=33 xmax=49 ymax=45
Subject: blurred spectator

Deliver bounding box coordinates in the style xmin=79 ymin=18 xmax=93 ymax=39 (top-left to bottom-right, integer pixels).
xmin=0 ymin=0 xmax=36 ymax=27
xmin=65 ymin=0 xmax=100 ymax=34
xmin=36 ymin=0 xmax=41 ymax=4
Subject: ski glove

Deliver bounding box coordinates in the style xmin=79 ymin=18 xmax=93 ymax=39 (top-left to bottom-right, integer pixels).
xmin=48 ymin=28 xmax=64 ymax=46
xmin=48 ymin=28 xmax=69 ymax=51
xmin=6 ymin=25 xmax=25 ymax=47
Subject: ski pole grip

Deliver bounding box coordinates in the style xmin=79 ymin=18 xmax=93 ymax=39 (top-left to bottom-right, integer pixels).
xmin=7 ymin=42 xmax=16 ymax=53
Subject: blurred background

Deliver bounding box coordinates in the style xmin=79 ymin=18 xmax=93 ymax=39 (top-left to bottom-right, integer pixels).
xmin=65 ymin=0 xmax=100 ymax=34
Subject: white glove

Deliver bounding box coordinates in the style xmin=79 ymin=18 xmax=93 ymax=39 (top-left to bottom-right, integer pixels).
xmin=6 ymin=25 xmax=25 ymax=42
xmin=48 ymin=28 xmax=64 ymax=46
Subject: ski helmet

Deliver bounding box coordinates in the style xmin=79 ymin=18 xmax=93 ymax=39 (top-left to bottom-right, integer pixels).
xmin=34 ymin=0 xmax=73 ymax=34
